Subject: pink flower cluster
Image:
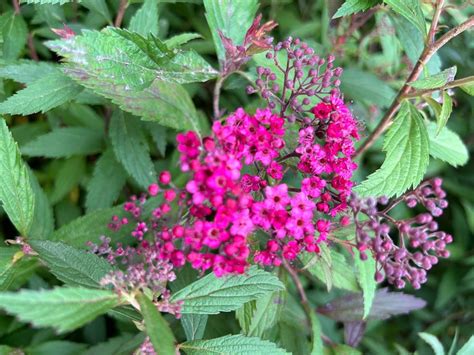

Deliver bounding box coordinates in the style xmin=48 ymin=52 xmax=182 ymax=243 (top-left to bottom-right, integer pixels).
xmin=97 ymin=96 xmax=359 ymax=278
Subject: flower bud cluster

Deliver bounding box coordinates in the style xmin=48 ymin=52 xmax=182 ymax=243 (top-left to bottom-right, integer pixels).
xmin=248 ymin=36 xmax=343 ymax=119
xmin=350 ymin=178 xmax=452 ymax=289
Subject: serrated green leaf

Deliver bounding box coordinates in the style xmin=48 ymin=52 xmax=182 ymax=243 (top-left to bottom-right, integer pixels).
xmin=410 ymin=67 xmax=457 ymax=90
xmin=129 ymin=0 xmax=159 ymax=36
xmin=419 ymin=333 xmax=445 ymax=355
xmin=333 ymin=0 xmax=380 ymax=19
xmin=29 ymin=240 xmax=113 ymax=289
xmin=355 ymin=101 xmax=430 ymax=197
xmin=181 ymin=314 xmax=208 ymax=341
xmin=236 ymin=300 xmax=256 ymax=334
xmin=0 ymin=287 xmax=120 ymax=333
xmin=0 ymin=73 xmax=83 ymax=115
xmin=354 ymin=250 xmax=377 ymax=319
xmin=0 ymin=247 xmax=37 ymax=291
xmin=302 ymin=247 xmax=359 ymax=292
xmin=0 ymin=11 xmax=27 ymax=62
xmin=0 ymin=61 xmax=59 ymax=84
xmin=110 ymin=111 xmax=156 ymax=190
xmin=165 ymin=33 xmax=203 ymax=49
xmin=458 ymin=336 xmax=474 ymax=355
xmin=86 ymin=149 xmax=127 ymax=212
xmin=137 ymin=293 xmax=176 ymax=355
xmin=22 ymin=127 xmax=103 ymax=158
xmin=203 ymin=0 xmax=259 ymax=63
xmin=47 ymin=28 xmax=207 ymax=131
xmin=171 ymin=267 xmax=285 ymax=315
xmin=50 ymin=156 xmax=86 ymax=204
xmin=384 ymin=0 xmax=426 ymax=36
xmin=436 ymin=91 xmax=453 ymax=135
xmin=427 ymin=122 xmax=469 ymax=167
xmin=0 ymin=119 xmax=35 ymax=236
xmin=28 ymin=169 xmax=55 ymax=239
xmin=180 ymin=334 xmax=290 ymax=355
xmin=244 ymin=292 xmax=281 ymax=337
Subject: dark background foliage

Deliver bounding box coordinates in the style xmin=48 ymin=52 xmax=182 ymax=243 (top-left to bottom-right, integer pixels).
xmin=0 ymin=0 xmax=472 ymax=354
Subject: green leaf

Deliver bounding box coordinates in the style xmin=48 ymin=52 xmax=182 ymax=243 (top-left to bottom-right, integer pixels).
xmin=0 ymin=287 xmax=120 ymax=333
xmin=329 ymin=345 xmax=362 ymax=355
xmin=109 ymin=111 xmax=156 ymax=190
xmin=49 ymin=156 xmax=86 ymax=204
xmin=410 ymin=67 xmax=457 ymax=90
xmin=203 ymin=0 xmax=259 ymax=63
xmin=0 ymin=11 xmax=27 ymax=62
xmin=384 ymin=0 xmax=426 ymax=36
xmin=333 ymin=0 xmax=380 ymax=19
xmin=47 ymin=29 xmax=207 ymax=131
xmin=340 ymin=68 xmax=396 ymax=108
xmin=354 ymin=250 xmax=377 ymax=319
xmin=137 ymin=293 xmax=176 ymax=355
xmin=20 ymin=0 xmax=74 ymax=4
xmin=146 ymin=122 xmax=167 ymax=156
xmin=302 ymin=247 xmax=359 ymax=292
xmin=49 ymin=205 xmax=129 ymax=247
xmin=419 ymin=333 xmax=445 ymax=355
xmin=29 ymin=240 xmax=113 ymax=289
xmin=436 ymin=92 xmax=453 ymax=135
xmin=129 ymin=0 xmax=159 ymax=36
xmin=427 ymin=122 xmax=469 ymax=167
xmin=309 ymin=312 xmax=323 ymax=355
xmin=0 ymin=247 xmax=37 ymax=291
xmin=0 ymin=61 xmax=59 ymax=84
xmin=0 ymin=73 xmax=83 ymax=115
xmin=181 ymin=314 xmax=208 ymax=341
xmin=165 ymin=33 xmax=203 ymax=49
xmin=461 ymin=83 xmax=474 ymax=96
xmin=0 ymin=119 xmax=35 ymax=236
xmin=86 ymin=149 xmax=127 ymax=212
xmin=458 ymin=336 xmax=474 ymax=355
xmin=180 ymin=334 xmax=290 ymax=355
xmin=244 ymin=292 xmax=281 ymax=337
xmin=28 ymin=169 xmax=55 ymax=239
xmin=171 ymin=267 xmax=285 ymax=315
xmin=354 ymin=101 xmax=430 ymax=197
xmin=25 ymin=341 xmax=86 ymax=355
xmin=22 ymin=127 xmax=103 ymax=157
xmin=81 ymin=0 xmax=111 ymax=23
xmin=391 ymin=15 xmax=441 ymax=75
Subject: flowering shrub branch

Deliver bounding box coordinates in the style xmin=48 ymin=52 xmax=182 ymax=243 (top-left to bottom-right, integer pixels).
xmin=0 ymin=1 xmax=471 ymax=354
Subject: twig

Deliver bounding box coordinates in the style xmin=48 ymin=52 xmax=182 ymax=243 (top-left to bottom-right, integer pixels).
xmin=27 ymin=33 xmax=39 ymax=61
xmin=12 ymin=0 xmax=20 ymax=14
xmin=213 ymin=75 xmax=227 ymax=119
xmin=355 ymin=16 xmax=474 ymax=157
xmin=114 ymin=0 xmax=128 ymax=27
xmin=403 ymin=75 xmax=474 ymax=99
xmin=282 ymin=259 xmax=335 ymax=346
xmin=427 ymin=0 xmax=445 ymax=45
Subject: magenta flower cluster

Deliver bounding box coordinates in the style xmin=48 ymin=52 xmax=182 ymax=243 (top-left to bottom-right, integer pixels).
xmin=351 ymin=178 xmax=453 ymax=289
xmin=95 ymin=89 xmax=359 ymax=279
